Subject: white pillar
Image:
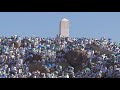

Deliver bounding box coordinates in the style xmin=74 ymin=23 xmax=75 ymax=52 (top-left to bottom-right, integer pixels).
xmin=59 ymin=18 xmax=69 ymax=38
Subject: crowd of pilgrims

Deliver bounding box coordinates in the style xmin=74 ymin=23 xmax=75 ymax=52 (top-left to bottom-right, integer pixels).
xmin=0 ymin=35 xmax=120 ymax=78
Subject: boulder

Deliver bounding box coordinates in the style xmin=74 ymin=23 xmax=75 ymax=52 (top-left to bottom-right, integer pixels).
xmin=64 ymin=50 xmax=88 ymax=72
xmin=29 ymin=63 xmax=48 ymax=73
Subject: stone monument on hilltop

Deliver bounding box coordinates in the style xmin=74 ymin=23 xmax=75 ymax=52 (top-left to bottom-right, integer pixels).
xmin=59 ymin=18 xmax=69 ymax=38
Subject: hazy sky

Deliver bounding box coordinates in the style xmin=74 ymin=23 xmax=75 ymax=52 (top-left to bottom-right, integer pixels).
xmin=0 ymin=12 xmax=120 ymax=42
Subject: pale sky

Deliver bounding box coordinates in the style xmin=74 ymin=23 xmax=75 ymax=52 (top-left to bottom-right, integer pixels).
xmin=0 ymin=12 xmax=120 ymax=43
